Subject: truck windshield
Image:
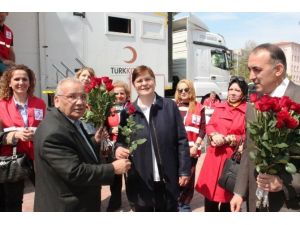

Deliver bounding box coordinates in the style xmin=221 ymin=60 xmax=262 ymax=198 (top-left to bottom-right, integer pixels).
xmin=211 ymin=50 xmax=228 ymax=70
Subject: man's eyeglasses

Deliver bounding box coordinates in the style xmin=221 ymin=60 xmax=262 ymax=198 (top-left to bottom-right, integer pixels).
xmin=230 ymin=76 xmax=245 ymax=82
xmin=177 ymin=88 xmax=190 ymax=93
xmin=57 ymin=94 xmax=87 ymax=103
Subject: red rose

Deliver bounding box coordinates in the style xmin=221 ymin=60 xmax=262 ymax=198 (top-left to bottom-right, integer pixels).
xmin=276 ymin=110 xmax=290 ymax=128
xmin=84 ymin=84 xmax=93 ymax=93
xmin=286 ymin=117 xmax=299 ymax=129
xmin=88 ymin=77 xmax=102 ymax=91
xmin=106 ymin=82 xmax=114 ymax=92
xmin=276 ymin=110 xmax=299 ymax=129
xmin=101 ymin=76 xmax=114 ymax=91
xmin=249 ymin=93 xmax=258 ymax=103
xmin=290 ymin=102 xmax=300 ymax=114
xmin=270 ymin=97 xmax=281 ymax=112
xmin=255 ymin=95 xmax=273 ymax=112
xmin=279 ymin=96 xmax=292 ymax=111
xmin=276 ymin=118 xmax=284 ymax=128
xmin=127 ymin=103 xmax=135 ymax=115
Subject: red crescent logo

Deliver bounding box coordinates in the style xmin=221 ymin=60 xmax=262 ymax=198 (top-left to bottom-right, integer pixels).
xmin=123 ymin=46 xmax=137 ymax=64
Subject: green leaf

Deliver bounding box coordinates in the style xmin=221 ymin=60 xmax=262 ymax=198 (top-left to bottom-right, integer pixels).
xmin=262 ymin=132 xmax=268 ymax=141
xmin=248 ymin=126 xmax=257 ymax=135
xmin=255 ymin=165 xmax=261 ymax=173
xmin=278 ymin=156 xmax=289 ymax=164
xmin=261 ymin=141 xmax=271 ymax=151
xmin=268 ymin=120 xmax=276 ymax=128
xmin=130 ymin=143 xmax=138 ymax=152
xmin=273 ymin=143 xmax=289 ymax=148
xmin=285 ymin=163 xmax=297 ymax=174
xmin=268 ymin=168 xmax=278 ymax=175
xmin=249 ymin=151 xmax=256 ymax=161
xmin=136 ymin=138 xmax=147 ymax=145
xmin=260 ymin=149 xmax=266 ymax=157
xmin=125 ymin=137 xmax=130 ymax=145
xmin=135 ymin=124 xmax=144 ymax=130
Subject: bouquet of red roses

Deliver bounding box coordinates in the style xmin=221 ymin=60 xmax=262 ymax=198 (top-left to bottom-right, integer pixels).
xmin=119 ymin=103 xmax=147 ymax=154
xmin=248 ymin=93 xmax=300 ymax=208
xmin=83 ymin=76 xmax=115 ymax=128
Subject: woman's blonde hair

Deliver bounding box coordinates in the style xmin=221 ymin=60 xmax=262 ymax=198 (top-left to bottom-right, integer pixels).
xmin=112 ymin=80 xmax=130 ymax=100
xmin=0 ymin=64 xmax=36 ymax=100
xmin=75 ymin=67 xmax=96 ymax=79
xmin=175 ymin=79 xmax=197 ymax=113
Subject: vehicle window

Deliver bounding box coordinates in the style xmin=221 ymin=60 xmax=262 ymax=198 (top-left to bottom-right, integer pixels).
xmin=211 ymin=50 xmax=227 ymax=70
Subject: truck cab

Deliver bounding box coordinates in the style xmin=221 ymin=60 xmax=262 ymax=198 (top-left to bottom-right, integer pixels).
xmin=172 ymin=13 xmax=232 ymax=100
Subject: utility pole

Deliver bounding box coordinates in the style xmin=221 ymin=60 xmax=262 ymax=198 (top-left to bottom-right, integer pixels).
xmin=168 ymin=12 xmax=173 ymax=83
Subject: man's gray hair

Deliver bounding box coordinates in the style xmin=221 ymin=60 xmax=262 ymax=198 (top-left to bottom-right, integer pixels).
xmin=55 ymin=78 xmax=83 ymax=96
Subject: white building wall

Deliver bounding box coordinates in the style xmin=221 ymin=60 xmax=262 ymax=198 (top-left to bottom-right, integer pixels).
xmin=277 ymin=42 xmax=300 ymax=85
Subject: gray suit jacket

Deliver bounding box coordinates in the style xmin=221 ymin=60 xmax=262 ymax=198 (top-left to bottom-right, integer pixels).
xmin=34 ymin=107 xmax=115 ymax=212
xmin=234 ymin=81 xmax=300 ymax=211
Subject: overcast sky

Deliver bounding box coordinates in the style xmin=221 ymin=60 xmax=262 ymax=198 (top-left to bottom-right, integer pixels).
xmin=175 ymin=12 xmax=300 ymax=50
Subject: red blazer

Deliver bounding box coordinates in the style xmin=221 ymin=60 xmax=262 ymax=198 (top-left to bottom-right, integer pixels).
xmin=0 ymin=96 xmax=46 ymax=160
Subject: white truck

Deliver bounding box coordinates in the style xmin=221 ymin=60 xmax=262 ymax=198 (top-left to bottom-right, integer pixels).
xmin=173 ymin=13 xmax=232 ymax=100
xmin=7 ymin=12 xmax=168 ymax=104
xmin=7 ymin=12 xmax=232 ymax=105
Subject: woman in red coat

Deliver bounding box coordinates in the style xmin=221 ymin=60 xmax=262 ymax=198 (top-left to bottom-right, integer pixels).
xmin=195 ymin=76 xmax=248 ymax=212
xmin=0 ymin=64 xmax=46 ymax=211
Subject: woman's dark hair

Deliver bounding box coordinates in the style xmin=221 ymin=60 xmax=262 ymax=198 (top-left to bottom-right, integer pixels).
xmin=228 ymin=76 xmax=248 ymax=100
xmin=131 ymin=65 xmax=155 ymax=84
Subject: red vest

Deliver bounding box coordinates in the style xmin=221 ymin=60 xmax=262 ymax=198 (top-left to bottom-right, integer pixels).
xmin=184 ymin=102 xmax=204 ymax=147
xmin=0 ymin=24 xmax=13 ymax=60
xmin=0 ymin=96 xmax=46 ymax=160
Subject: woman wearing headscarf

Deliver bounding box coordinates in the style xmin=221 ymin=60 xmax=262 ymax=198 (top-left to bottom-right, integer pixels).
xmin=195 ymin=76 xmax=248 ymax=212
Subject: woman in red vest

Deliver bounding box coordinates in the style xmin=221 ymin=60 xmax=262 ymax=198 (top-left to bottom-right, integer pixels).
xmin=175 ymin=79 xmax=206 ymax=212
xmin=0 ymin=64 xmax=46 ymax=211
xmin=0 ymin=12 xmax=15 ymax=74
xmin=106 ymin=80 xmax=130 ymax=211
xmin=195 ymin=76 xmax=248 ymax=212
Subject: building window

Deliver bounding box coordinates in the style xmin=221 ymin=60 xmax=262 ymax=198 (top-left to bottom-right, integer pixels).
xmin=141 ymin=20 xmax=164 ymax=40
xmin=105 ymin=14 xmax=134 ymax=37
xmin=108 ymin=16 xmax=131 ymax=33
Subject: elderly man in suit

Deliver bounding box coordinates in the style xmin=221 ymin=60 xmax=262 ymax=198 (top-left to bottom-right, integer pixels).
xmin=230 ymin=43 xmax=300 ymax=212
xmin=34 ymin=78 xmax=131 ymax=212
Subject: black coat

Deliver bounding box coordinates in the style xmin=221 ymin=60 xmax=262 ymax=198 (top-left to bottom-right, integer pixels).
xmin=115 ymin=94 xmax=191 ymax=207
xmin=33 ymin=108 xmax=114 ymax=212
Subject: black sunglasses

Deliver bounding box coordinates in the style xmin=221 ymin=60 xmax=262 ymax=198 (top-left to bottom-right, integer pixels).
xmin=230 ymin=76 xmax=245 ymax=82
xmin=177 ymin=88 xmax=190 ymax=93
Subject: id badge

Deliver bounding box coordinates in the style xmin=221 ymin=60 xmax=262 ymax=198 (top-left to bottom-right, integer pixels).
xmin=34 ymin=108 xmax=43 ymax=121
xmin=192 ymin=114 xmax=201 ymax=125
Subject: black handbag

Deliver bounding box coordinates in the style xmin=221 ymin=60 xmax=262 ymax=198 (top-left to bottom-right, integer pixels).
xmin=0 ymin=146 xmax=28 ymax=183
xmin=218 ymin=141 xmax=243 ymax=193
